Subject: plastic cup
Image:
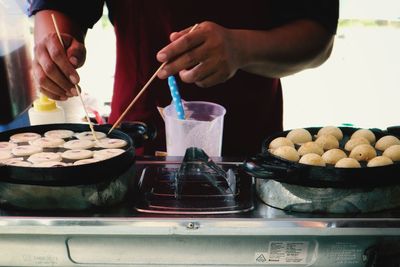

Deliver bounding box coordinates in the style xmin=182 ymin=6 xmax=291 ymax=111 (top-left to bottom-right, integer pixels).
xmin=164 ymin=101 xmax=226 ymax=156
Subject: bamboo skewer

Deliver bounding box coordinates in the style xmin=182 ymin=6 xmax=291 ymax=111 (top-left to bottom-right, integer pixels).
xmin=107 ymin=62 xmax=167 ymax=135
xmin=51 ymin=14 xmax=99 ymax=142
xmin=107 ymin=23 xmax=199 ymax=135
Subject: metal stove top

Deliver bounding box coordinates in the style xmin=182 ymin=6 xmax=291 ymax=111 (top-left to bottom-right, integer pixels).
xmin=0 ymin=157 xmax=399 ymax=267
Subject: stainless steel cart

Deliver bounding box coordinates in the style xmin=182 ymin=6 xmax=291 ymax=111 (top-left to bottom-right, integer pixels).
xmin=0 ymin=158 xmax=398 ymax=267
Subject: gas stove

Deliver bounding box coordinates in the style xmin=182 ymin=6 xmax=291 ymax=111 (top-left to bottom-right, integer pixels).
xmin=0 ymin=157 xmax=399 ymax=267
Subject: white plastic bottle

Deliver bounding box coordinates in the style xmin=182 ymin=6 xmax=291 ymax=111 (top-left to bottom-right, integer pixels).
xmin=28 ymin=95 xmax=66 ymax=125
xmin=57 ymin=96 xmax=85 ymax=123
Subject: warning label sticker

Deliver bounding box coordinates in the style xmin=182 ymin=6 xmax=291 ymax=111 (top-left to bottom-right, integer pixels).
xmin=255 ymin=241 xmax=309 ymax=265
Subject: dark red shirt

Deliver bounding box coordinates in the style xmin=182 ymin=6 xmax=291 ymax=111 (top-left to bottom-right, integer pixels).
xmin=30 ymin=0 xmax=338 ymax=156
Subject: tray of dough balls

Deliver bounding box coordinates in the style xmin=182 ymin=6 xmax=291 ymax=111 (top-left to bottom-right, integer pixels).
xmin=0 ymin=129 xmax=129 ymax=168
xmin=243 ymin=126 xmax=400 ymax=188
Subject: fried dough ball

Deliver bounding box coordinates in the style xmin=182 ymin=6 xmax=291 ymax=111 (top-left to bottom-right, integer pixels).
xmin=349 ymin=144 xmax=377 ymax=161
xmin=367 ymin=156 xmax=393 ymax=167
xmin=375 ymin=135 xmax=400 ymax=151
xmin=286 ymin=128 xmax=312 ymax=145
xmin=299 ymin=153 xmax=326 ymax=166
xmin=335 ymin=158 xmax=361 ymax=168
xmin=344 ymin=137 xmax=369 ymax=152
xmin=351 ymin=129 xmax=376 ymax=144
xmin=271 ymin=146 xmax=299 ymax=162
xmin=315 ymin=134 xmax=339 ymax=150
xmin=322 ymin=149 xmax=347 ymax=165
xmin=317 ymin=126 xmax=343 ymax=140
xmin=382 ymin=145 xmax=400 ymax=161
xmin=268 ymin=137 xmax=294 ymax=150
xmin=297 ymin=141 xmax=324 ymax=156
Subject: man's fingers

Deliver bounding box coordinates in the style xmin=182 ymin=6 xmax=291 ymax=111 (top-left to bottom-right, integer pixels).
xmin=47 ymin=33 xmax=80 ymax=84
xmin=32 ymin=31 xmax=87 ymax=102
xmin=57 ymin=33 xmax=86 ymax=68
xmin=66 ymin=39 xmax=86 ymax=68
xmin=35 ymin=46 xmax=75 ymax=92
xmin=39 ymin=89 xmax=68 ymax=101
xmin=158 ymin=41 xmax=211 ymax=80
xmin=70 ymin=84 xmax=81 ymax=96
xmin=179 ymin=58 xmax=230 ymax=88
xmin=179 ymin=62 xmax=213 ymax=84
xmin=157 ymin=29 xmax=204 ymax=63
xmin=33 ymin=60 xmax=69 ymax=100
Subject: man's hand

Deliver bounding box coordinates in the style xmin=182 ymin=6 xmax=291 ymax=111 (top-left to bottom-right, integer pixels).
xmin=33 ymin=32 xmax=86 ymax=100
xmin=156 ymin=21 xmax=241 ymax=88
xmin=157 ymin=19 xmax=335 ymax=83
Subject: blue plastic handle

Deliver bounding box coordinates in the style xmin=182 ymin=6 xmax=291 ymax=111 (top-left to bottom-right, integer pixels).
xmin=168 ymin=76 xmax=185 ymax=120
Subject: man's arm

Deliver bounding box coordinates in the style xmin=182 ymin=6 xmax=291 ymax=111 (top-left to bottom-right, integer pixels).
xmin=236 ymin=19 xmax=334 ymax=78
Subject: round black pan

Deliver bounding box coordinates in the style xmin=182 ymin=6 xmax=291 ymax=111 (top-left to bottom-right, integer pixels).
xmin=243 ymin=127 xmax=400 ymax=188
xmin=0 ymin=123 xmax=141 ymax=186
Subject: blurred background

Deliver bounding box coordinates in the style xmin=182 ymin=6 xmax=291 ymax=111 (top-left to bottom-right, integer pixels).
xmin=281 ymin=0 xmax=400 ymax=130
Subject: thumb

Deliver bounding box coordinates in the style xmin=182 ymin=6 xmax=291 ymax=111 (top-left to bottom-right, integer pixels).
xmin=59 ymin=34 xmax=86 ymax=68
xmin=66 ymin=39 xmax=86 ymax=68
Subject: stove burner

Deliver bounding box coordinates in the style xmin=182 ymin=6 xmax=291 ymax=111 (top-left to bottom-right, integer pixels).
xmin=135 ymin=148 xmax=254 ymax=214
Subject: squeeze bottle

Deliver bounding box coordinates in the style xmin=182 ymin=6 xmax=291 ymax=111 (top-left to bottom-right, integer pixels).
xmin=28 ymin=95 xmax=65 ymax=125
